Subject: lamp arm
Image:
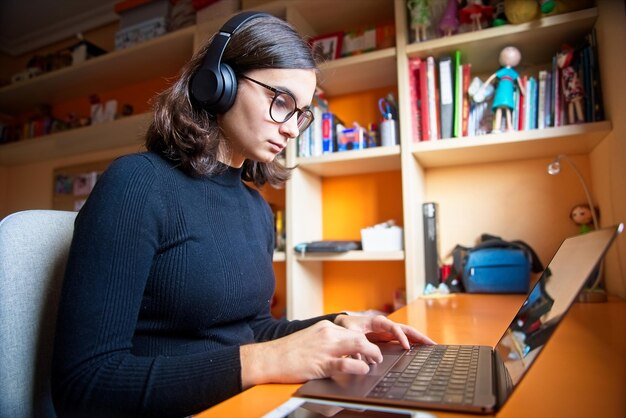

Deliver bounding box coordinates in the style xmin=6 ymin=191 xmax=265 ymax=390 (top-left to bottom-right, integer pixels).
xmin=557 ymin=155 xmax=604 ymax=291
xmin=558 ymin=154 xmax=599 ymax=230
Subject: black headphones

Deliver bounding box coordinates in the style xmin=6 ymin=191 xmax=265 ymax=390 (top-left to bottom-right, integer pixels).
xmin=189 ymin=11 xmax=270 ymax=114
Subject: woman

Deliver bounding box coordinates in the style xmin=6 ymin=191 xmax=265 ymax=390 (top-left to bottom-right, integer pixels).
xmin=51 ymin=12 xmax=433 ymax=417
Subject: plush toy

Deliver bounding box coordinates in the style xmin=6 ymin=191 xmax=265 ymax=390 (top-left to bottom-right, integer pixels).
xmin=504 ymin=0 xmax=594 ymax=24
xmin=504 ymin=0 xmax=540 ymax=24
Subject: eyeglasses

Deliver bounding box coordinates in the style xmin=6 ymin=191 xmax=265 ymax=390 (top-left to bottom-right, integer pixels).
xmin=240 ymin=75 xmax=314 ymax=134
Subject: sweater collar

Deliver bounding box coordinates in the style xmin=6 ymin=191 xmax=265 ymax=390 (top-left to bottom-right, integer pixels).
xmin=209 ymin=163 xmax=243 ymax=187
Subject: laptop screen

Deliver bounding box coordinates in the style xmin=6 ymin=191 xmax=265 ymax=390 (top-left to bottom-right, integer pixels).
xmin=494 ymin=224 xmax=622 ymax=404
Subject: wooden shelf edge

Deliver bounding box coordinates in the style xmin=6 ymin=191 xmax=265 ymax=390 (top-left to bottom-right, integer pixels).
xmin=0 ymin=113 xmax=152 ymax=166
xmin=411 ymin=121 xmax=611 ymax=168
xmin=296 ymin=145 xmax=401 ymax=176
xmin=405 ymin=8 xmax=598 ymax=56
xmin=0 ymin=27 xmax=195 ymax=112
xmin=295 ymin=250 xmax=404 ymax=261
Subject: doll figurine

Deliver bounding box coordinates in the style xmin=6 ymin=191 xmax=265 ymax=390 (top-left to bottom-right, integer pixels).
xmin=407 ymin=0 xmax=431 ymax=42
xmin=570 ymin=203 xmax=598 ymax=234
xmin=459 ymin=0 xmax=494 ymax=31
xmin=438 ymin=0 xmax=459 ymax=37
xmin=479 ymin=46 xmax=525 ymax=132
xmin=556 ymin=44 xmax=585 ymax=124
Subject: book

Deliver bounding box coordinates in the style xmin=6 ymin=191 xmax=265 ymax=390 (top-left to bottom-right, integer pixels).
xmin=528 ymin=76 xmax=537 ymax=130
xmin=407 ymin=57 xmax=422 ymax=142
xmin=544 ymin=70 xmax=553 ymax=128
xmin=419 ymin=56 xmax=431 ymax=140
xmin=321 ymin=112 xmax=345 ymax=153
xmin=453 ymin=50 xmax=463 ymax=137
xmin=537 ymin=71 xmax=547 ymax=129
xmin=587 ymin=29 xmax=604 ymax=122
xmin=518 ymin=76 xmax=526 ymax=131
xmin=513 ymin=87 xmax=520 ymax=131
xmin=552 ymin=55 xmax=562 ymax=127
xmin=422 ymin=202 xmax=440 ymax=287
xmin=461 ymin=63 xmax=471 ymax=137
xmin=438 ymin=55 xmax=454 ymax=139
xmin=426 ymin=56 xmax=438 ymax=140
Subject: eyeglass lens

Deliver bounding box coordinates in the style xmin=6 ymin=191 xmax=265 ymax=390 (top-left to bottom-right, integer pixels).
xmin=270 ymin=93 xmax=313 ymax=133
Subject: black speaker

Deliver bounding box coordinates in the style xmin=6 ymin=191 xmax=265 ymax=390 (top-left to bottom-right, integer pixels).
xmin=190 ymin=11 xmax=270 ymax=114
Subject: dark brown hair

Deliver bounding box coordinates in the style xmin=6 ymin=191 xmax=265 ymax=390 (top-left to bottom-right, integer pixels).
xmin=145 ymin=14 xmax=318 ymax=188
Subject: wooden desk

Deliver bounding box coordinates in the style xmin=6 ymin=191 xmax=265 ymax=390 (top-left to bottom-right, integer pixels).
xmin=197 ymin=294 xmax=626 ymax=418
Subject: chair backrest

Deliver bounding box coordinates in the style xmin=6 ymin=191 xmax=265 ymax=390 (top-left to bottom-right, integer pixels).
xmin=0 ymin=210 xmax=77 ymax=418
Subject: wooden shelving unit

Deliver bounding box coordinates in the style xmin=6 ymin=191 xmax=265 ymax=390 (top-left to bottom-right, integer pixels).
xmin=1 ymin=0 xmax=620 ymax=318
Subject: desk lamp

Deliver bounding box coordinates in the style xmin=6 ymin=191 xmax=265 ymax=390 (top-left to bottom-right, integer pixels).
xmin=547 ymin=154 xmax=607 ymax=302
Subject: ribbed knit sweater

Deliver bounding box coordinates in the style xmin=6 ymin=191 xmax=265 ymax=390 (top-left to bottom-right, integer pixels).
xmin=51 ymin=152 xmax=338 ymax=417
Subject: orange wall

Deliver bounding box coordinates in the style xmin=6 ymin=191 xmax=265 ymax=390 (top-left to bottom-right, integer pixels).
xmin=425 ymin=156 xmax=596 ymax=273
xmin=326 ymin=85 xmax=397 ymax=130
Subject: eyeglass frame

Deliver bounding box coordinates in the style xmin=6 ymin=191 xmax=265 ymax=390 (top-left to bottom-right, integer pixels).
xmin=239 ymin=74 xmax=314 ymax=133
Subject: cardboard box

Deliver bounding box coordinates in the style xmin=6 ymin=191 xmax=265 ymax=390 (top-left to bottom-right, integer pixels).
xmin=115 ymin=16 xmax=167 ymax=50
xmin=115 ymin=0 xmax=171 ymax=30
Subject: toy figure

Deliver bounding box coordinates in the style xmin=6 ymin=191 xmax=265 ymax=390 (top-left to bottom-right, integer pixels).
xmin=570 ymin=203 xmax=597 ymax=234
xmin=556 ymin=44 xmax=585 ymax=124
xmin=459 ymin=0 xmax=494 ymax=31
xmin=407 ymin=0 xmax=431 ymax=42
xmin=479 ymin=46 xmax=525 ymax=132
xmin=491 ymin=0 xmax=508 ymax=26
xmin=438 ymin=0 xmax=459 ymax=37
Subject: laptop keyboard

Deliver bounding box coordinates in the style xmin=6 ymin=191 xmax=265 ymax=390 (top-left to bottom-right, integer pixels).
xmin=367 ymin=345 xmax=480 ymax=405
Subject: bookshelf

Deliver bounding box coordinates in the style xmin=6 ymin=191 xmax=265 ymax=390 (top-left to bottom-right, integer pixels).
xmin=0 ymin=0 xmax=623 ymax=318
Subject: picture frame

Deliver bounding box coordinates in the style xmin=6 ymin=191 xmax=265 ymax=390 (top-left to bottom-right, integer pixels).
xmin=310 ymin=32 xmax=343 ymax=61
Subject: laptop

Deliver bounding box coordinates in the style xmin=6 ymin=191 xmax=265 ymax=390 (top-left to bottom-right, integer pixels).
xmin=295 ymin=224 xmax=624 ymax=414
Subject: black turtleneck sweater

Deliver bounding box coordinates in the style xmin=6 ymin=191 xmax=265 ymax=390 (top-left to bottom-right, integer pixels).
xmin=51 ymin=151 xmax=337 ymax=417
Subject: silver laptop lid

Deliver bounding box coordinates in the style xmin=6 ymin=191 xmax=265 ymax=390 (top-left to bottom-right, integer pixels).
xmin=494 ymin=223 xmax=623 ymax=407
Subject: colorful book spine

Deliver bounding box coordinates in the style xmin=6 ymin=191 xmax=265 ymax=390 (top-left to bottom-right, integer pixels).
xmin=552 ymin=55 xmax=562 ymax=127
xmin=528 ymin=77 xmax=537 ymax=130
xmin=538 ymin=71 xmax=547 ymax=129
xmin=426 ymin=56 xmax=438 ymax=140
xmin=419 ymin=56 xmax=431 ymax=140
xmin=544 ymin=71 xmax=553 ymax=128
xmin=461 ymin=63 xmax=471 ymax=137
xmin=408 ymin=57 xmax=422 ymax=142
xmin=518 ymin=76 xmax=527 ymax=131
xmin=453 ymin=50 xmax=463 ymax=138
xmin=438 ymin=55 xmax=454 ymax=139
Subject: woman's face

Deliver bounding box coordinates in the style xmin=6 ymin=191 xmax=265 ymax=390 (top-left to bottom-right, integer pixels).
xmin=217 ymin=68 xmax=317 ymax=167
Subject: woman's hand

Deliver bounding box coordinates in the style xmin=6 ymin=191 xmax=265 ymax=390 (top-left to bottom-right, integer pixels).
xmin=240 ymin=315 xmax=435 ymax=389
xmin=240 ymin=320 xmax=384 ymax=388
xmin=334 ymin=314 xmax=435 ymax=350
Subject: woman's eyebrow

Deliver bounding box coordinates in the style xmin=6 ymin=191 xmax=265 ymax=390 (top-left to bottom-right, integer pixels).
xmin=276 ymin=84 xmax=310 ymax=108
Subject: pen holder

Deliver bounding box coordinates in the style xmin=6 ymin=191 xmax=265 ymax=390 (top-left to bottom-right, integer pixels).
xmin=380 ymin=118 xmax=398 ymax=147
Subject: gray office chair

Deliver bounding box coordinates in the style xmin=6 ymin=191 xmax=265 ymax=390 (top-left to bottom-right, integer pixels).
xmin=0 ymin=210 xmax=77 ymax=418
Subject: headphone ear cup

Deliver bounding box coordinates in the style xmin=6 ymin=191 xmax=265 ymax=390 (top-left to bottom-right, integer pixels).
xmin=212 ymin=62 xmax=237 ymax=114
xmin=190 ymin=67 xmax=224 ymax=110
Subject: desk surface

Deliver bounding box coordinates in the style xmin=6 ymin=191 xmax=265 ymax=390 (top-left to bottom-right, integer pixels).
xmin=197 ymin=294 xmax=626 ymax=418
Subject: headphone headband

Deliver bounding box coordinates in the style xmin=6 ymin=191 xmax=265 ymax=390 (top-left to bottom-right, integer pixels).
xmin=190 ymin=11 xmax=271 ymax=113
